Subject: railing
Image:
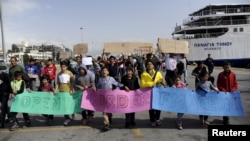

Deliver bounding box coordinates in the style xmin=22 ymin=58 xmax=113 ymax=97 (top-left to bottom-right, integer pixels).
xmin=192 ymin=7 xmax=250 ymax=16
xmin=183 ymin=32 xmax=226 ymax=39
xmin=186 ymin=19 xmax=249 ymax=27
xmin=183 ymin=7 xmax=250 ymax=24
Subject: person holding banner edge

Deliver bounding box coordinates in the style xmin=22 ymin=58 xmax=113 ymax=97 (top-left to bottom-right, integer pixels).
xmin=55 ymin=61 xmax=75 ymax=126
xmin=38 ymin=75 xmax=56 ymax=126
xmin=93 ymin=67 xmax=124 ymax=131
xmin=9 ymin=71 xmax=31 ymax=131
xmin=140 ymin=59 xmax=165 ymax=127
xmin=0 ymin=68 xmax=11 ymax=128
xmin=196 ymin=71 xmax=219 ymax=125
xmin=217 ymin=62 xmax=238 ymax=125
xmin=172 ymin=75 xmax=187 ymax=130
xmin=121 ymin=66 xmax=140 ymax=128
xmin=75 ymin=64 xmax=95 ymax=125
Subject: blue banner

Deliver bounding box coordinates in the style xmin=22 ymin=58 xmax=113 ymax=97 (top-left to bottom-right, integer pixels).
xmin=152 ymin=87 xmax=244 ymax=116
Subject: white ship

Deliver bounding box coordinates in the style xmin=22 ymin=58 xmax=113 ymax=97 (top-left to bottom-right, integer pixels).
xmin=172 ymin=4 xmax=250 ymax=67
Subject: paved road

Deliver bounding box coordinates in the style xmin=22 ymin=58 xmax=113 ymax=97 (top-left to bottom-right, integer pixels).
xmin=0 ymin=65 xmax=250 ymax=141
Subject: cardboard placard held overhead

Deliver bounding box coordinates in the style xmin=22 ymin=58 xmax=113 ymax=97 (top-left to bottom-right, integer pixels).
xmin=157 ymin=38 xmax=189 ymax=54
xmin=73 ymin=43 xmax=88 ymax=55
xmin=59 ymin=52 xmax=69 ymax=59
xmin=103 ymin=42 xmax=153 ymax=54
xmin=82 ymin=57 xmax=93 ymax=65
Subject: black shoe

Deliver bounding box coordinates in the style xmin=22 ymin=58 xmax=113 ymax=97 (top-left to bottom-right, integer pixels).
xmin=25 ymin=120 xmax=31 ymax=126
xmin=102 ymin=124 xmax=110 ymax=131
xmin=108 ymin=117 xmax=112 ymax=125
xmin=223 ymin=121 xmax=230 ymax=125
xmin=10 ymin=122 xmax=19 ymax=131
xmin=131 ymin=121 xmax=136 ymax=126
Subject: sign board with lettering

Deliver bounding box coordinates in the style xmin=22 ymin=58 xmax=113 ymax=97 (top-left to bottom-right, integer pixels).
xmin=59 ymin=51 xmax=69 ymax=59
xmin=73 ymin=43 xmax=88 ymax=55
xmin=104 ymin=42 xmax=153 ymax=54
xmin=157 ymin=38 xmax=189 ymax=54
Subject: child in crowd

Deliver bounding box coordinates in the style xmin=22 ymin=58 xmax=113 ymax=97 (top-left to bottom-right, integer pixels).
xmin=121 ymin=66 xmax=140 ymax=128
xmin=196 ymin=71 xmax=219 ymax=125
xmin=9 ymin=71 xmax=31 ymax=131
xmin=41 ymin=59 xmax=57 ymax=88
xmin=172 ymin=75 xmax=187 ymax=130
xmin=75 ymin=64 xmax=95 ymax=125
xmin=55 ymin=61 xmax=75 ymax=126
xmin=217 ymin=62 xmax=238 ymax=125
xmin=38 ymin=75 xmax=55 ymax=126
xmin=93 ymin=67 xmax=124 ymax=131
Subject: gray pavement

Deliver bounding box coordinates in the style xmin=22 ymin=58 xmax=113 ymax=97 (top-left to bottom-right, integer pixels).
xmin=0 ymin=65 xmax=250 ymax=141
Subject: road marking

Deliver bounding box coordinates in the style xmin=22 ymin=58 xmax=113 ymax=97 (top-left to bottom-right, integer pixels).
xmin=132 ymin=128 xmax=144 ymax=141
xmin=0 ymin=125 xmax=92 ymax=133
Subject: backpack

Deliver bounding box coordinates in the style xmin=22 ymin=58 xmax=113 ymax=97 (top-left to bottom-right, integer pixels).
xmin=177 ymin=61 xmax=184 ymax=75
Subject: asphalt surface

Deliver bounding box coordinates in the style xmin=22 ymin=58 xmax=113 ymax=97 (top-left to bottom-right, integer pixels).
xmin=0 ymin=65 xmax=250 ymax=141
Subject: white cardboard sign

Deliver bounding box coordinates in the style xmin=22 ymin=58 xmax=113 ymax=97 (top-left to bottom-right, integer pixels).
xmin=82 ymin=57 xmax=93 ymax=65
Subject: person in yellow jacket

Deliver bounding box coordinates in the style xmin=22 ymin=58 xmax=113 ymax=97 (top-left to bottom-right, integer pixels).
xmin=140 ymin=59 xmax=165 ymax=127
xmin=55 ymin=61 xmax=75 ymax=126
xmin=9 ymin=71 xmax=31 ymax=131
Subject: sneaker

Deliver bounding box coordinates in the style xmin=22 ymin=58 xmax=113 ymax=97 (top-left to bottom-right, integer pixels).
xmin=156 ymin=120 xmax=162 ymax=126
xmin=176 ymin=120 xmax=183 ymax=130
xmin=102 ymin=124 xmax=110 ymax=131
xmin=203 ymin=120 xmax=210 ymax=125
xmin=150 ymin=122 xmax=156 ymax=127
xmin=82 ymin=119 xmax=87 ymax=125
xmin=10 ymin=122 xmax=19 ymax=131
xmin=63 ymin=119 xmax=71 ymax=126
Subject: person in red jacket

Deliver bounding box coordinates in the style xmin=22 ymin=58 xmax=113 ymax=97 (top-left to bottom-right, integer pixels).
xmin=217 ymin=62 xmax=238 ymax=125
xmin=41 ymin=59 xmax=57 ymax=88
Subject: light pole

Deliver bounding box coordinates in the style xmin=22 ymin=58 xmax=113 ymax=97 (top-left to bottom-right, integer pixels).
xmin=0 ymin=1 xmax=6 ymax=62
xmin=80 ymin=27 xmax=83 ymax=44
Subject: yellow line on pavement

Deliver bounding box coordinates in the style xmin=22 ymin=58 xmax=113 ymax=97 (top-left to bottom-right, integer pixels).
xmin=132 ymin=128 xmax=144 ymax=141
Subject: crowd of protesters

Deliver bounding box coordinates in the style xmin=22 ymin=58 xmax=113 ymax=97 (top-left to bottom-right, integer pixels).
xmin=0 ymin=52 xmax=238 ymax=131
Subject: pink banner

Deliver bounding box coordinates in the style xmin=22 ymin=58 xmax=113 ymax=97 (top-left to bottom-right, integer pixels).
xmin=81 ymin=88 xmax=152 ymax=113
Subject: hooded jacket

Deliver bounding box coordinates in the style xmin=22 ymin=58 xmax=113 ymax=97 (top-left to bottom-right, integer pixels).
xmin=75 ymin=64 xmax=95 ymax=90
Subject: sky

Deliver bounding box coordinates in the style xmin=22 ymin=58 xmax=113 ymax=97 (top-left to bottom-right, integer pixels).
xmin=1 ymin=0 xmax=249 ymax=56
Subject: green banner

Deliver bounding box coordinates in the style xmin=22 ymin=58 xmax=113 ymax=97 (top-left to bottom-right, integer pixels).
xmin=10 ymin=91 xmax=83 ymax=115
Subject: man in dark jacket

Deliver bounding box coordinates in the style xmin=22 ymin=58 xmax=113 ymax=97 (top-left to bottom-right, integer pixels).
xmin=0 ymin=70 xmax=11 ymax=128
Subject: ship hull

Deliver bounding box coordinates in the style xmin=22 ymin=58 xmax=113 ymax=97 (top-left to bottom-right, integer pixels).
xmin=182 ymin=25 xmax=250 ymax=68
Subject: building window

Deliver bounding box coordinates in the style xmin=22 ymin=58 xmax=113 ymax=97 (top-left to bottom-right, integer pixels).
xmin=233 ymin=28 xmax=237 ymax=32
xmin=239 ymin=28 xmax=244 ymax=32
